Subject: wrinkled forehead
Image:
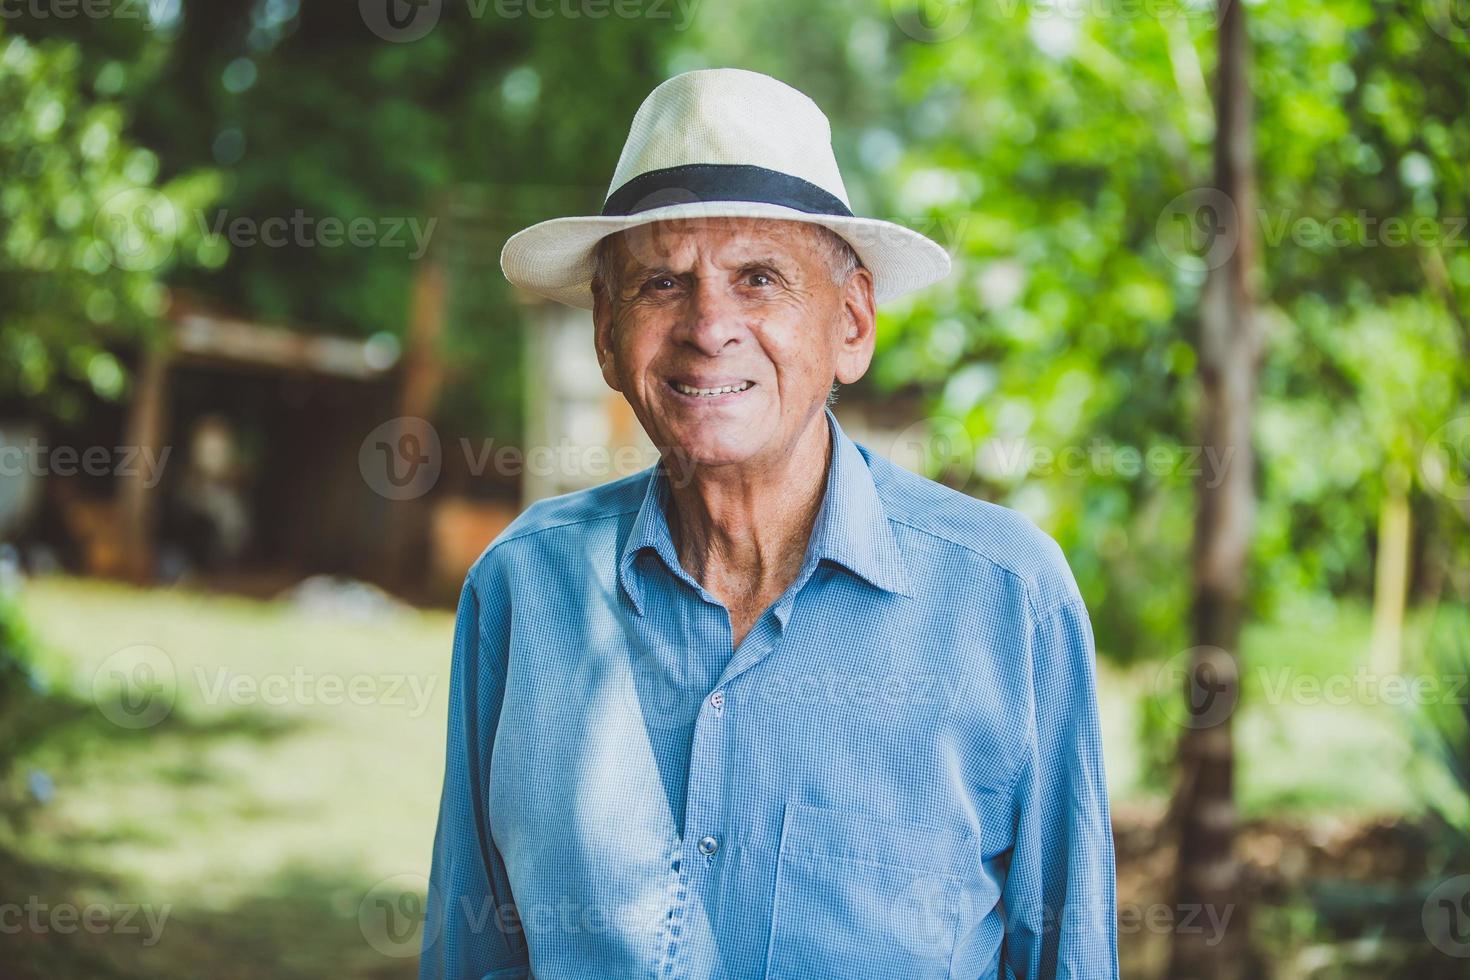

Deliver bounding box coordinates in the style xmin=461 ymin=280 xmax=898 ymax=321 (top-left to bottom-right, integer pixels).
xmin=600 ymin=216 xmax=826 ymax=270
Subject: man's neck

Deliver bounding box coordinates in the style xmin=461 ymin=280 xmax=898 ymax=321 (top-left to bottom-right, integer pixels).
xmin=666 ymin=412 xmax=832 ymax=633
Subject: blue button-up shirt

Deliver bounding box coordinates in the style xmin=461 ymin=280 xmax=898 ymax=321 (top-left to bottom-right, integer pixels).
xmin=420 ymin=408 xmax=1118 ymax=979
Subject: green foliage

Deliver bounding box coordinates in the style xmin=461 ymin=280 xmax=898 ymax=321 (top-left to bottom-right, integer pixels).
xmin=0 ymin=26 xmax=220 ymax=422
xmin=867 ymin=5 xmax=1215 ymax=662
xmin=0 ymin=591 xmax=88 ymax=827
xmin=871 ymin=0 xmax=1470 ymax=661
xmin=1257 ymin=296 xmax=1464 ymax=599
xmin=0 ymin=591 xmax=43 ymax=776
xmin=4 ymin=5 xmax=686 ymax=439
xmin=1413 ymin=604 xmax=1470 ymax=847
xmin=122 ymin=6 xmax=683 ymax=441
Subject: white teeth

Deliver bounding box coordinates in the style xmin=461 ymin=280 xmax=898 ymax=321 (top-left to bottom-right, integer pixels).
xmin=673 ymin=381 xmax=752 ymax=397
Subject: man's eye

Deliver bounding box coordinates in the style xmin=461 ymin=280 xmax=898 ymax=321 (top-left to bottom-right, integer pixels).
xmin=747 ymin=272 xmax=774 ymax=287
xmin=644 ymin=276 xmax=678 ymax=291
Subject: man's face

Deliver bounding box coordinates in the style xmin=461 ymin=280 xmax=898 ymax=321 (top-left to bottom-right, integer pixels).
xmin=592 ymin=218 xmax=876 ymax=471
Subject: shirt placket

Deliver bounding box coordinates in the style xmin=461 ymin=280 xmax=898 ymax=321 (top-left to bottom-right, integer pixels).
xmin=664 ymin=589 xmax=801 ymax=979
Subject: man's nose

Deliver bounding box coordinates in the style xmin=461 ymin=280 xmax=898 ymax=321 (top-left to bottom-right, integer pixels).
xmin=679 ymin=278 xmax=743 ymax=355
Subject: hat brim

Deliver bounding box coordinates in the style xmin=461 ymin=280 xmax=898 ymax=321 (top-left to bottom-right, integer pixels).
xmin=499 ymin=201 xmax=952 ymax=310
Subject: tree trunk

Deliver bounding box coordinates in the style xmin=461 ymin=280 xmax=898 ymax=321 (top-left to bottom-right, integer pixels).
xmin=383 ymin=218 xmax=447 ymax=595
xmin=1169 ymin=1 xmax=1260 ymax=977
xmin=1369 ymin=464 xmax=1411 ymax=676
xmin=119 ymin=339 xmax=171 ymax=585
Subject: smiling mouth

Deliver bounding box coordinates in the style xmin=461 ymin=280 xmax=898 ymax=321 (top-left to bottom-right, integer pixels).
xmin=669 ymin=380 xmax=755 ymax=398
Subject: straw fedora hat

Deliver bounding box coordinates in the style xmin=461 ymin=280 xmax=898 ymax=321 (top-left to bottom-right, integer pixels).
xmin=499 ymin=67 xmax=952 ymax=310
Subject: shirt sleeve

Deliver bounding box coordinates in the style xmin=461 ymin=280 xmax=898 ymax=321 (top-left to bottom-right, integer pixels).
xmin=999 ymin=596 xmax=1119 ymax=979
xmin=419 ymin=563 xmax=532 ymax=980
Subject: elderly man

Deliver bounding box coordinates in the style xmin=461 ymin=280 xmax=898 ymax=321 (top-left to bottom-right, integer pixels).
xmin=421 ymin=68 xmax=1117 ymax=979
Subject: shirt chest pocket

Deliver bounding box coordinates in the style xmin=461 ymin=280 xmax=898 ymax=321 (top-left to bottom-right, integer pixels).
xmin=763 ymin=802 xmax=975 ymax=980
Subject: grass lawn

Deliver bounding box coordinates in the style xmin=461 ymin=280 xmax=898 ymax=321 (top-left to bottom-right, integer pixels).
xmin=1098 ymin=596 xmax=1441 ymax=822
xmin=2 ymin=576 xmax=1445 ymax=977
xmin=6 ymin=575 xmax=455 ymax=979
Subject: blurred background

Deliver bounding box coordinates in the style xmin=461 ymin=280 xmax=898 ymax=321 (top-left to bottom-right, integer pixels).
xmin=1 ymin=0 xmax=1468 ymax=977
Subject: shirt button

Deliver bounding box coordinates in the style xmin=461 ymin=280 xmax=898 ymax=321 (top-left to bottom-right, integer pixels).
xmin=709 ymin=690 xmax=725 ymax=712
xmin=697 ymin=835 xmax=719 ymax=855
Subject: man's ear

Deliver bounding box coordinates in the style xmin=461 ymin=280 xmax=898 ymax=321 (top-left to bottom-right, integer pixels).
xmin=834 ymin=265 xmax=877 ymax=385
xmin=591 ymin=278 xmax=622 ymax=392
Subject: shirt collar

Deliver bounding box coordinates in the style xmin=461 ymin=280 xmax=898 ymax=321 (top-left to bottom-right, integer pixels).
xmin=618 ymin=407 xmax=913 ymax=615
